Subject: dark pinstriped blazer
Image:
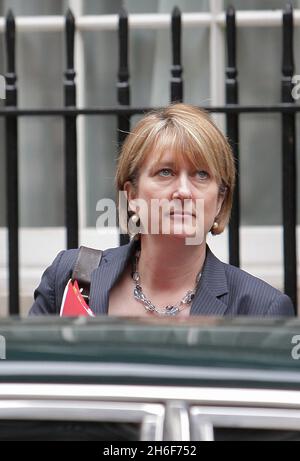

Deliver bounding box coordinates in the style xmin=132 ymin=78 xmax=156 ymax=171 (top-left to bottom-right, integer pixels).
xmin=29 ymin=240 xmax=295 ymax=316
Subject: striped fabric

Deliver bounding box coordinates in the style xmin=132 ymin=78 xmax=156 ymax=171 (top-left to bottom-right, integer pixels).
xmin=29 ymin=241 xmax=295 ymax=317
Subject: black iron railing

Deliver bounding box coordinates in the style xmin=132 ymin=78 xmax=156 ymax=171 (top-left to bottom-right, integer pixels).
xmin=281 ymin=4 xmax=297 ymax=314
xmin=171 ymin=6 xmax=183 ymax=103
xmin=64 ymin=9 xmax=78 ymax=250
xmin=5 ymin=10 xmax=18 ymax=316
xmin=117 ymin=8 xmax=130 ymax=247
xmin=226 ymin=6 xmax=240 ymax=269
xmin=1 ymin=5 xmax=298 ymax=315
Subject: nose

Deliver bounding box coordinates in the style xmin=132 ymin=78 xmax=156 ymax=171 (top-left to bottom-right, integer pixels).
xmin=172 ymin=172 xmax=192 ymax=199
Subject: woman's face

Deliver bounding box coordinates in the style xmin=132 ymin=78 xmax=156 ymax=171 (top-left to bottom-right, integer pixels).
xmin=125 ymin=149 xmax=224 ymax=244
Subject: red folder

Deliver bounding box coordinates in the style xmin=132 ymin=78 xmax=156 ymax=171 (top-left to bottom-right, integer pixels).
xmin=60 ymin=279 xmax=95 ymax=317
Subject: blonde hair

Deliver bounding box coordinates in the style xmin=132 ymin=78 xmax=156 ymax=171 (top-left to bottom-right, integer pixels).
xmin=115 ymin=103 xmax=236 ymax=234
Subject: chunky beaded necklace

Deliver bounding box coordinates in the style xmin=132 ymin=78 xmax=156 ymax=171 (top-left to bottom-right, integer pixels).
xmin=131 ymin=249 xmax=201 ymax=316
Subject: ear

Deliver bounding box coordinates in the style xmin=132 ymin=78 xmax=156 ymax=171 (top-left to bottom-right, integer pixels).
xmin=216 ymin=191 xmax=225 ymax=217
xmin=124 ymin=180 xmax=137 ymax=212
xmin=124 ymin=181 xmax=135 ymax=200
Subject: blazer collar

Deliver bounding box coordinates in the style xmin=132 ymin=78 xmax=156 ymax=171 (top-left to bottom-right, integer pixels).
xmin=190 ymin=246 xmax=229 ymax=315
xmin=89 ymin=239 xmax=137 ymax=314
xmin=89 ymin=241 xmax=229 ymax=316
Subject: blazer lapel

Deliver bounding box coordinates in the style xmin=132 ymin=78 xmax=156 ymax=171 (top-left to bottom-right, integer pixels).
xmin=89 ymin=240 xmax=136 ymax=314
xmin=190 ymin=246 xmax=229 ymax=316
xmin=89 ymin=241 xmax=229 ymax=316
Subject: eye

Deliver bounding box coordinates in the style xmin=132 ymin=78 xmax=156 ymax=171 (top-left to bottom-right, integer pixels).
xmin=196 ymin=170 xmax=210 ymax=180
xmin=158 ymin=168 xmax=174 ymax=177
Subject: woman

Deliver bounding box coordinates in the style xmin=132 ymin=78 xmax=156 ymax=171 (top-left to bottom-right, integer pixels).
xmin=30 ymin=103 xmax=294 ymax=316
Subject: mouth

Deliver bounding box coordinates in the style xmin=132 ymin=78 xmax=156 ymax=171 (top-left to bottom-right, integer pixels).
xmin=170 ymin=211 xmax=195 ymax=218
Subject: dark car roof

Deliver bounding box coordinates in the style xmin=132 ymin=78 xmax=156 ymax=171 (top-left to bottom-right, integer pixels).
xmin=0 ymin=316 xmax=299 ymax=388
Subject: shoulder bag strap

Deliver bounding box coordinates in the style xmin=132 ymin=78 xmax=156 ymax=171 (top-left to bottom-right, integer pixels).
xmin=71 ymin=246 xmax=103 ymax=305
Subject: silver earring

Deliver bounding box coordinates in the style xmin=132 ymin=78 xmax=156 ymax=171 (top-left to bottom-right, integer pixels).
xmin=131 ymin=213 xmax=139 ymax=225
xmin=128 ymin=213 xmax=141 ymax=240
xmin=211 ymin=221 xmax=219 ymax=233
